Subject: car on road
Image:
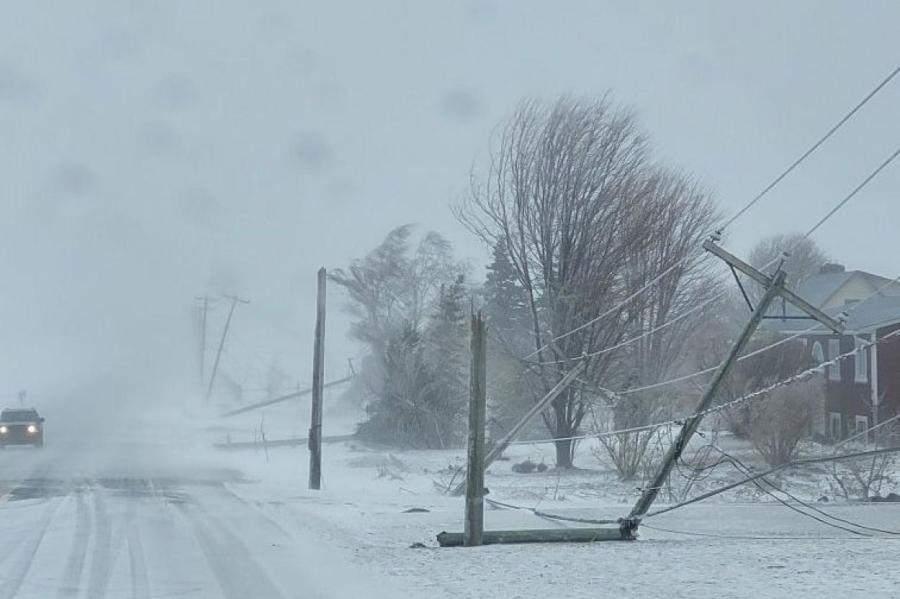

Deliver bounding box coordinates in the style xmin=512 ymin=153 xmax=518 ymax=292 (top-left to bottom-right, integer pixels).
xmin=0 ymin=408 xmax=44 ymax=448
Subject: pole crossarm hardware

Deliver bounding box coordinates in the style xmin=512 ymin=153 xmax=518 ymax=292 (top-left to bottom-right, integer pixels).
xmin=702 ymin=239 xmax=845 ymax=334
xmin=621 ymin=239 xmax=845 ymax=539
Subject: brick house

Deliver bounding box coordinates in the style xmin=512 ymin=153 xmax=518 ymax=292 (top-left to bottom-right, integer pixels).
xmin=764 ymin=265 xmax=900 ymax=441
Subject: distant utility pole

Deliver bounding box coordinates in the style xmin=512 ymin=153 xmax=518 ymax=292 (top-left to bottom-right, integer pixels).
xmin=205 ymin=294 xmax=250 ymax=403
xmin=308 ymin=268 xmax=327 ymax=490
xmin=464 ymin=312 xmax=487 ymax=546
xmin=195 ymin=296 xmax=213 ymax=389
xmin=621 ymin=237 xmax=844 ymax=538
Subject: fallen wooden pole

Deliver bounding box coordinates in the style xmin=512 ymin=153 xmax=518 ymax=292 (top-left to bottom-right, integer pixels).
xmin=212 ymin=433 xmax=355 ymax=450
xmin=218 ymin=376 xmax=354 ymax=418
xmin=437 ymin=526 xmax=632 ymax=547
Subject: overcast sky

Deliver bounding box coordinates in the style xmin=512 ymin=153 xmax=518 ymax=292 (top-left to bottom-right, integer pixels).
xmin=1 ymin=1 xmax=898 ymax=403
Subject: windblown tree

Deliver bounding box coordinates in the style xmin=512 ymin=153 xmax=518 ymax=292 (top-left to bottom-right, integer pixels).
xmin=330 ymin=225 xmax=469 ymax=447
xmin=617 ymin=170 xmax=721 ymax=397
xmin=456 ymin=96 xmax=720 ymax=467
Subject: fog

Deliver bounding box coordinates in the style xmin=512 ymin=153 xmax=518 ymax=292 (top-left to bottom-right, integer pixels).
xmin=1 ymin=0 xmax=898 ymax=420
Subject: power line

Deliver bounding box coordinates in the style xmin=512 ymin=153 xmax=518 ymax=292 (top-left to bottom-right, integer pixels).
xmin=722 ymin=65 xmax=900 ymax=229
xmin=833 ymin=412 xmax=900 ymax=449
xmin=485 ymin=498 xmax=618 ymax=526
xmin=535 ymin=153 xmax=900 ymax=371
xmin=510 ymin=327 xmax=900 ymax=447
xmin=643 ymin=444 xmax=900 ymax=520
xmin=803 ymin=146 xmax=900 ymax=238
xmin=523 ymin=253 xmax=711 ymax=359
xmin=522 ymin=64 xmax=900 ymax=362
xmin=615 ymin=273 xmax=900 ymax=397
xmin=640 ymin=523 xmax=863 ymax=541
xmin=708 ymin=444 xmax=900 ymax=536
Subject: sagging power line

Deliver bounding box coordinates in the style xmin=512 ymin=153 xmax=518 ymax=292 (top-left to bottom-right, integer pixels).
xmin=529 ymin=141 xmax=900 ymax=368
xmin=524 ymin=63 xmax=900 ymax=362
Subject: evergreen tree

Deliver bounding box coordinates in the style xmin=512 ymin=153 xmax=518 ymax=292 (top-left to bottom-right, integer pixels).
xmin=423 ymin=274 xmax=469 ymax=444
xmin=482 ymin=241 xmax=529 ymax=349
xmin=481 ymin=241 xmax=535 ymax=441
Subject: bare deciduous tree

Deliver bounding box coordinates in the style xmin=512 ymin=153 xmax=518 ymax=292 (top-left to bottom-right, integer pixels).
xmin=456 ymin=96 xmax=719 ymax=467
xmin=619 ymin=171 xmax=721 ymax=390
xmin=749 ymin=233 xmax=830 ymax=291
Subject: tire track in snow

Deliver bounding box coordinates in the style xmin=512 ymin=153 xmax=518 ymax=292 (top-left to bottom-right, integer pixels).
xmin=55 ymin=487 xmax=91 ymax=598
xmin=85 ymin=488 xmax=115 ymax=599
xmin=215 ymin=483 xmax=292 ymax=538
xmin=0 ymin=495 xmax=64 ymax=599
xmin=125 ymin=482 xmax=150 ymax=599
xmin=176 ymin=500 xmax=287 ymax=599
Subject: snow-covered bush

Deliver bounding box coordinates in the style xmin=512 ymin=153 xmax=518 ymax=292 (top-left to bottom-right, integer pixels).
xmin=747 ymin=381 xmax=818 ymax=467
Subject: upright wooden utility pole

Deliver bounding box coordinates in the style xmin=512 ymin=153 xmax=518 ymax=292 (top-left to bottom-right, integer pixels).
xmin=308 ymin=268 xmax=327 ymax=490
xmin=196 ymin=296 xmax=211 ymax=389
xmin=621 ymin=238 xmax=844 ymax=538
xmin=464 ymin=312 xmax=487 ymax=546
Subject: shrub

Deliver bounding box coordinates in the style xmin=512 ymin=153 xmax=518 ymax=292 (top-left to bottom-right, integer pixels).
xmin=747 ymin=380 xmax=817 ymax=467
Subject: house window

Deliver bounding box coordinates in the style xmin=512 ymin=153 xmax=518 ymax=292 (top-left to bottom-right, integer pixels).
xmin=854 ymin=415 xmax=869 ymax=443
xmin=854 ymin=337 xmax=869 ymax=383
xmin=827 ymin=339 xmax=841 ymax=382
xmin=829 ymin=412 xmax=842 ymax=441
xmin=811 ymin=341 xmax=825 ymax=371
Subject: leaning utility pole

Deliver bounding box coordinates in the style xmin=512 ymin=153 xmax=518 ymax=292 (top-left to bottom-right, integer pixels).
xmin=464 ymin=312 xmax=487 ymax=546
xmin=308 ymin=268 xmax=327 ymax=490
xmin=621 ymin=237 xmax=844 ymax=538
xmin=205 ymin=294 xmax=250 ymax=402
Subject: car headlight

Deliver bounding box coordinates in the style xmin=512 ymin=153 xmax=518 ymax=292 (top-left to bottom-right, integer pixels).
xmin=0 ymin=426 xmax=6 ymax=434
xmin=27 ymin=425 xmax=37 ymax=434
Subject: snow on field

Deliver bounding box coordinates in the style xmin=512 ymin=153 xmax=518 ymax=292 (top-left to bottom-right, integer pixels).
xmin=215 ymin=420 xmax=900 ymax=599
xmin=4 ymin=390 xmax=897 ymax=598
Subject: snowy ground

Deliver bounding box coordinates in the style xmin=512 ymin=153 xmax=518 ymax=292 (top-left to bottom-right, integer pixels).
xmin=3 ymin=396 xmax=899 ymax=598
xmin=0 ymin=401 xmax=417 ymax=599
xmin=216 ymin=423 xmax=900 ymax=599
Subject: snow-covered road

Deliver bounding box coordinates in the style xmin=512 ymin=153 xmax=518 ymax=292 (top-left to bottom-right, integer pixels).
xmin=5 ymin=410 xmax=900 ymax=599
xmin=0 ymin=437 xmax=399 ymax=599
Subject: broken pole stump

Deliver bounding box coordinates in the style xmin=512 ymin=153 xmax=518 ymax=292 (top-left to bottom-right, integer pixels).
xmin=464 ymin=312 xmax=487 ymax=546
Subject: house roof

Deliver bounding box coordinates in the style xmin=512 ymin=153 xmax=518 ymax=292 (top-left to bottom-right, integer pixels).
xmin=792 ymin=271 xmax=856 ymax=307
xmin=761 ymin=270 xmax=900 ymax=335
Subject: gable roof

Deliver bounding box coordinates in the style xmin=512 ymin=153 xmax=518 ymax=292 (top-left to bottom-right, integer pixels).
xmin=761 ymin=269 xmax=900 ymax=334
xmin=793 ymin=271 xmax=855 ymax=307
